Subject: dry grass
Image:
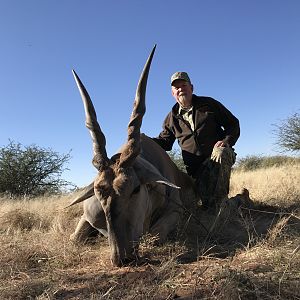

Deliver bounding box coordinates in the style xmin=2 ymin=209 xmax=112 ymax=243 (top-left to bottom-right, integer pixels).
xmin=0 ymin=163 xmax=299 ymax=299
xmin=230 ymin=163 xmax=300 ymax=207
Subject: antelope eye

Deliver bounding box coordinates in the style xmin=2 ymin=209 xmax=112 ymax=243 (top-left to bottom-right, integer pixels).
xmin=132 ymin=185 xmax=140 ymax=195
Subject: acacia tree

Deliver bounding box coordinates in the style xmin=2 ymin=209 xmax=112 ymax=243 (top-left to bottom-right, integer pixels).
xmin=273 ymin=112 xmax=300 ymax=153
xmin=0 ymin=141 xmax=75 ymax=198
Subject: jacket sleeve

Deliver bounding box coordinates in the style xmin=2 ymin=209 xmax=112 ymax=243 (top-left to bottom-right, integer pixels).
xmin=152 ymin=112 xmax=176 ymax=151
xmin=213 ymin=99 xmax=240 ymax=146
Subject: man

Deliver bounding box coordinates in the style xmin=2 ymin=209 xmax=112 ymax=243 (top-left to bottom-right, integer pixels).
xmin=153 ymin=72 xmax=240 ymax=210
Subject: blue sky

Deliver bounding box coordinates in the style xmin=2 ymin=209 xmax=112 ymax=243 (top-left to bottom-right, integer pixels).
xmin=0 ymin=1 xmax=299 ymax=187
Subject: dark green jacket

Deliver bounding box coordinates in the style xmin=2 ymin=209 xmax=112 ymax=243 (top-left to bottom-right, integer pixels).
xmin=153 ymin=95 xmax=240 ymax=177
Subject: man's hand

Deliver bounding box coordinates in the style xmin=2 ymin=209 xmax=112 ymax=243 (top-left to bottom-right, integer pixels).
xmin=215 ymin=140 xmax=229 ymax=147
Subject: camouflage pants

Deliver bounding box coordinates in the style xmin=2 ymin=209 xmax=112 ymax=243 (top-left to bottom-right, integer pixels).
xmin=195 ymin=146 xmax=236 ymax=209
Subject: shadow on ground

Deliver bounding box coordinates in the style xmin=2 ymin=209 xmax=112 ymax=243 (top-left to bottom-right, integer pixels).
xmin=172 ymin=189 xmax=300 ymax=264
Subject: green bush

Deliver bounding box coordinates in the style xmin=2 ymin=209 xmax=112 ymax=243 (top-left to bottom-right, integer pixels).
xmin=168 ymin=149 xmax=186 ymax=172
xmin=0 ymin=141 xmax=75 ymax=198
xmin=235 ymin=155 xmax=300 ymax=171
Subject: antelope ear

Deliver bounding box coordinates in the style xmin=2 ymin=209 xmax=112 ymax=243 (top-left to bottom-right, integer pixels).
xmin=133 ymin=157 xmax=180 ymax=189
xmin=65 ymin=181 xmax=95 ymax=208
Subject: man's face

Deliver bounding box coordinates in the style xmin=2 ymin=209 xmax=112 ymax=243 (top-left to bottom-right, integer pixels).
xmin=171 ymin=80 xmax=193 ymax=107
